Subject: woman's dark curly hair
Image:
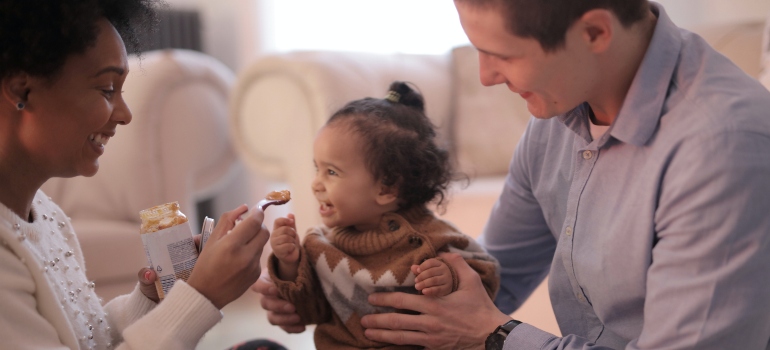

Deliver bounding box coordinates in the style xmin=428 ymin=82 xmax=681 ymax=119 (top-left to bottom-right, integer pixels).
xmin=327 ymin=81 xmax=457 ymax=211
xmin=0 ymin=0 xmax=162 ymax=80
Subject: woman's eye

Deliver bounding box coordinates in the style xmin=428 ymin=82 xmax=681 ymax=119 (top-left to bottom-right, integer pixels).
xmin=327 ymin=169 xmax=337 ymax=176
xmin=102 ymin=89 xmax=116 ymax=98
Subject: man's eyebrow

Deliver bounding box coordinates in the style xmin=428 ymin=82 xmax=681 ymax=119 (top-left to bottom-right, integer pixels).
xmin=93 ymin=66 xmax=126 ymax=77
xmin=476 ymin=48 xmax=506 ymax=57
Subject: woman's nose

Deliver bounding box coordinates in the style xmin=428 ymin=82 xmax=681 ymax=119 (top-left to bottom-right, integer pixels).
xmin=113 ymin=95 xmax=132 ymax=125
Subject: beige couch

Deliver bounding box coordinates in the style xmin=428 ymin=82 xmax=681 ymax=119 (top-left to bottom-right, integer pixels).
xmin=42 ymin=49 xmax=254 ymax=302
xmin=230 ymin=20 xmax=768 ymax=334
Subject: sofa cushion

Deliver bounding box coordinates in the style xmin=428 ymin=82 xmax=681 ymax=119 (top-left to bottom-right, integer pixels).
xmin=449 ymin=46 xmax=531 ymax=178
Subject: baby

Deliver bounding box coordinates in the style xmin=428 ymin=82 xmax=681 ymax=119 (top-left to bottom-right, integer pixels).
xmin=268 ymin=81 xmax=499 ymax=349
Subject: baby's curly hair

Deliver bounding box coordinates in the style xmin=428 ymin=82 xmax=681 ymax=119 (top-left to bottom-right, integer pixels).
xmin=327 ymin=81 xmax=457 ymax=211
xmin=0 ymin=0 xmax=162 ymax=80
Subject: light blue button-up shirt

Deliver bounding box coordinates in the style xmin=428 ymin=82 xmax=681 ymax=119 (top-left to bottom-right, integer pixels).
xmin=481 ymin=3 xmax=770 ymax=350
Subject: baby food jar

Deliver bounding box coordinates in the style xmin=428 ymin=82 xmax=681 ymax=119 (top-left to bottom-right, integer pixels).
xmin=139 ymin=202 xmax=198 ymax=300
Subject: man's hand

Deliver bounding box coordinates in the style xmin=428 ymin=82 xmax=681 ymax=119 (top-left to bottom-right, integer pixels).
xmin=361 ymin=253 xmax=511 ymax=350
xmin=251 ymin=271 xmax=306 ymax=333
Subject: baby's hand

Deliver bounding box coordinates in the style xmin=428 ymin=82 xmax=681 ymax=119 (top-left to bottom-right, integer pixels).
xmin=271 ymin=214 xmax=300 ymax=264
xmin=412 ymin=258 xmax=454 ymax=297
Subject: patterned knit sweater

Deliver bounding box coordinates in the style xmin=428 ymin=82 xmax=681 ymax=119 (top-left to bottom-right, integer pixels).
xmin=268 ymin=206 xmax=500 ymax=350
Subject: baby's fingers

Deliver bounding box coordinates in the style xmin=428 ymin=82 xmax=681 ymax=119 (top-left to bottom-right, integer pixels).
xmin=418 ymin=258 xmax=444 ymax=271
xmin=272 ymin=214 xmax=296 ymax=230
xmin=271 ymin=235 xmax=294 ymax=252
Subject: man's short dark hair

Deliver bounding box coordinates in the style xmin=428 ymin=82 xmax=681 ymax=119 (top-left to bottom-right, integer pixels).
xmin=456 ymin=0 xmax=650 ymax=52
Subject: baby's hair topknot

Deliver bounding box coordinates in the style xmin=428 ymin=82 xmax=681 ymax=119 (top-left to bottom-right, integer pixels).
xmin=326 ymin=81 xmax=457 ymax=211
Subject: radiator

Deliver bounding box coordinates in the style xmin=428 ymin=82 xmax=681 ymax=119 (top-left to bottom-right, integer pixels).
xmin=139 ymin=9 xmax=203 ymax=52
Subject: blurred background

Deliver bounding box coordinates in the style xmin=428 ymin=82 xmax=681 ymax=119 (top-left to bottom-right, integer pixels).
xmin=160 ymin=0 xmax=770 ymax=71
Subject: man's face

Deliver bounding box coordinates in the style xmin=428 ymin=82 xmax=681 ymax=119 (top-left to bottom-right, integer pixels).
xmin=455 ymin=1 xmax=594 ymax=119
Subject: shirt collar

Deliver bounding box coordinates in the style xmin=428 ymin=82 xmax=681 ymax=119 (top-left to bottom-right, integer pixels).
xmin=559 ymin=2 xmax=683 ymax=147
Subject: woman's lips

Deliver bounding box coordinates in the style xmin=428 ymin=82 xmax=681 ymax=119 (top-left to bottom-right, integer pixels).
xmin=89 ymin=133 xmax=111 ymax=146
xmin=88 ymin=133 xmax=111 ymax=155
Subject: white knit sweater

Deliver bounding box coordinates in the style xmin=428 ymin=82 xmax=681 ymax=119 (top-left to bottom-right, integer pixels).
xmin=0 ymin=190 xmax=222 ymax=349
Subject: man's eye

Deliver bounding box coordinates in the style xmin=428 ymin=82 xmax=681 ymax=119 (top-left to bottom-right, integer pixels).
xmin=327 ymin=169 xmax=337 ymax=176
xmin=102 ymin=89 xmax=115 ymax=98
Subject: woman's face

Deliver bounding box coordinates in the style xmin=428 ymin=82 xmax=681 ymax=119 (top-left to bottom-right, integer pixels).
xmin=21 ymin=18 xmax=131 ymax=178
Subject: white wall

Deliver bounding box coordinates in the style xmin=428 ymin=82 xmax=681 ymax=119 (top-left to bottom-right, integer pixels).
xmin=658 ymin=0 xmax=770 ymax=29
xmin=164 ymin=0 xmax=770 ymax=71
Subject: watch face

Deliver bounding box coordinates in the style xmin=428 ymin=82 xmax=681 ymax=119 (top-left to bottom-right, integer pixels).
xmin=485 ymin=333 xmax=506 ymax=350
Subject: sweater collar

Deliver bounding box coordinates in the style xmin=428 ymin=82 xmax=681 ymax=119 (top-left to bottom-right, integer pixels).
xmin=332 ymin=206 xmax=433 ymax=256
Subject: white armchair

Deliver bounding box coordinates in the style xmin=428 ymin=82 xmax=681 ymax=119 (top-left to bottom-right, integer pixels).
xmin=229 ymin=18 xmax=767 ymax=335
xmin=42 ymin=49 xmax=253 ymax=301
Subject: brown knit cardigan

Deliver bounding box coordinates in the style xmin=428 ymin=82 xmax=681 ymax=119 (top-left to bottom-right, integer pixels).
xmin=268 ymin=206 xmax=500 ymax=350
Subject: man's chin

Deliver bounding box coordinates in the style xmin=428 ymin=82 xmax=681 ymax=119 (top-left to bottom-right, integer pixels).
xmin=526 ymin=104 xmax=567 ymax=120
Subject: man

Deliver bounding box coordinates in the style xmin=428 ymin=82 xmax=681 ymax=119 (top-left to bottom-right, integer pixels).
xmin=255 ymin=1 xmax=770 ymax=349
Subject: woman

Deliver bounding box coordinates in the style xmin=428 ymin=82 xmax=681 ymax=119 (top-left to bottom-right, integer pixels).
xmin=0 ymin=1 xmax=271 ymax=349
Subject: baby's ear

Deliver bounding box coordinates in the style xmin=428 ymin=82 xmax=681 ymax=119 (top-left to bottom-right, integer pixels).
xmin=375 ymin=184 xmax=398 ymax=206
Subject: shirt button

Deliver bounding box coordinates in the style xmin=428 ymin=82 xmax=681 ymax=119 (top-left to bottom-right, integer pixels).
xmin=565 ymin=226 xmax=573 ymax=236
xmin=582 ymin=150 xmax=593 ymax=160
xmin=577 ymin=293 xmax=585 ymax=302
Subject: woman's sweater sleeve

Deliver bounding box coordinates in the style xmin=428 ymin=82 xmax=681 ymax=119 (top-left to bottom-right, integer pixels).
xmin=111 ymin=281 xmax=222 ymax=350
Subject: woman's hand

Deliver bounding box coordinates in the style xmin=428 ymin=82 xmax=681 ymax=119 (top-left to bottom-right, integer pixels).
xmin=186 ymin=204 xmax=271 ymax=309
xmin=137 ymin=267 xmax=159 ymax=303
xmin=361 ymin=253 xmax=511 ymax=350
xmin=251 ymin=272 xmax=306 ymax=333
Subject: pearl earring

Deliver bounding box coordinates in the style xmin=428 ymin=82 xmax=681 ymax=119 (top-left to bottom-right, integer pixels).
xmin=16 ymin=102 xmax=25 ymax=110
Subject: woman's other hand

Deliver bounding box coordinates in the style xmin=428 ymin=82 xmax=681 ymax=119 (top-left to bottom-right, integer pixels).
xmin=137 ymin=267 xmax=160 ymax=303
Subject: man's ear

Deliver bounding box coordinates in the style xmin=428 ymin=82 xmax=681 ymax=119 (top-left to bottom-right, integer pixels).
xmin=375 ymin=184 xmax=399 ymax=206
xmin=577 ymin=9 xmax=614 ymax=53
xmin=1 ymin=73 xmax=31 ymax=109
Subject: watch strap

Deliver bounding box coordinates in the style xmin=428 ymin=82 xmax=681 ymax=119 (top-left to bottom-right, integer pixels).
xmin=485 ymin=319 xmax=521 ymax=350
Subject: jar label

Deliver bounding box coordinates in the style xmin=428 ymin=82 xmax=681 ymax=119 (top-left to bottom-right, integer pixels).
xmin=140 ymin=222 xmax=198 ymax=299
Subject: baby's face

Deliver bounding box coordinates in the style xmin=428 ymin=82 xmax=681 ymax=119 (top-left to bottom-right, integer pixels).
xmin=311 ymin=124 xmax=394 ymax=231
